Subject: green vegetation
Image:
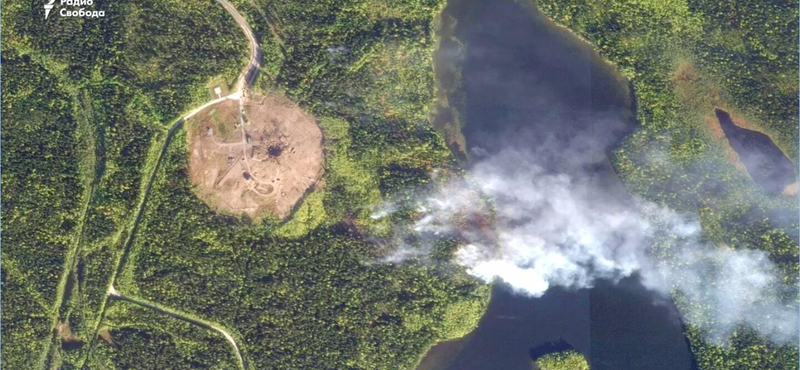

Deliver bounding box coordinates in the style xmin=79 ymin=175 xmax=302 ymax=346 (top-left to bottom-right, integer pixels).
xmin=685 ymin=326 xmax=799 ymax=370
xmin=533 ymin=350 xmax=589 ymax=370
xmin=533 ymin=0 xmax=798 ymax=368
xmin=248 ymin=0 xmax=444 ymax=120
xmin=103 ymin=121 xmax=487 ymax=369
xmin=6 ymin=0 xmax=795 ymax=368
xmin=2 ymin=0 xmax=248 ymax=368
xmin=91 ymin=300 xmax=239 ymax=369
xmin=1 ymin=49 xmax=89 ymax=369
xmin=4 ymin=0 xmax=489 ymax=368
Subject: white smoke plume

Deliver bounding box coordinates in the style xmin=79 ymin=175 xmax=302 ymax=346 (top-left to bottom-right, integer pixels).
xmin=377 ymin=146 xmax=798 ymax=344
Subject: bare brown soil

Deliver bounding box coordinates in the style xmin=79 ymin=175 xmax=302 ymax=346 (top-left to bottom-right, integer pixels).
xmin=187 ymin=94 xmax=323 ymax=219
xmin=98 ymin=330 xmax=113 ymax=343
xmin=57 ymin=321 xmax=70 ymax=337
xmin=57 ymin=321 xmax=84 ymax=350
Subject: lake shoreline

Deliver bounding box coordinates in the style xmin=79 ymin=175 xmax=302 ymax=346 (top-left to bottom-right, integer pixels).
xmin=419 ymin=0 xmax=698 ymax=368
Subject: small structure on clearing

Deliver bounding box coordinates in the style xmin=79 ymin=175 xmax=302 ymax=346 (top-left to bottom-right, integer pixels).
xmin=187 ymin=94 xmax=324 ymax=220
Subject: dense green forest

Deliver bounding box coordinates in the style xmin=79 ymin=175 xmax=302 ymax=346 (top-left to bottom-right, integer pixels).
xmin=3 ymin=0 xmax=798 ymax=368
xmin=532 ymin=350 xmax=590 ymax=370
xmin=99 ymin=0 xmax=490 ymax=365
xmin=1 ymin=50 xmax=88 ymax=368
xmin=95 ymin=300 xmax=240 ymax=369
xmin=2 ymin=0 xmax=247 ymax=367
xmin=3 ymin=0 xmax=489 ymax=368
xmin=107 ymin=124 xmax=485 ymax=368
xmin=533 ymin=0 xmax=799 ymax=368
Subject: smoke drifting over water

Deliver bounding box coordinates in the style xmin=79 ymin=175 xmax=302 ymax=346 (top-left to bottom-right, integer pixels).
xmin=375 ymin=0 xmax=798 ymax=347
xmin=378 ymin=145 xmax=798 ymax=345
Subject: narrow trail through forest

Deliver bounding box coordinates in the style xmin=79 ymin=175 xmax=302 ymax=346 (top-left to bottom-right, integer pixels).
xmin=107 ymin=287 xmax=248 ymax=370
xmin=59 ymin=0 xmax=267 ymax=368
xmin=37 ymin=85 xmax=104 ymax=370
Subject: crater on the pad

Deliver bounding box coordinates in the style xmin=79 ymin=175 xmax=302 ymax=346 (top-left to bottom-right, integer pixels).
xmin=187 ymin=94 xmax=324 ymax=219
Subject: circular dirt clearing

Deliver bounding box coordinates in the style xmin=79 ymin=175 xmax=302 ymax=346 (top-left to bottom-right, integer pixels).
xmin=187 ymin=94 xmax=323 ymax=219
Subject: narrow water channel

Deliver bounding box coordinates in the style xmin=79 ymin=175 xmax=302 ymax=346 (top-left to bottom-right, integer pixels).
xmin=421 ymin=0 xmax=697 ymax=369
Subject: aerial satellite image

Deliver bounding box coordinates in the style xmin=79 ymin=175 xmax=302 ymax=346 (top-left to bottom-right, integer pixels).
xmin=1 ymin=0 xmax=798 ymax=369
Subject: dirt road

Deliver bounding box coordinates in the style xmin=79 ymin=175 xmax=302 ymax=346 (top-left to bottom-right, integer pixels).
xmin=108 ymin=287 xmax=248 ymax=370
xmin=215 ymin=0 xmax=262 ymax=93
xmin=72 ymin=1 xmax=264 ymax=369
xmin=184 ymin=0 xmax=262 ymax=121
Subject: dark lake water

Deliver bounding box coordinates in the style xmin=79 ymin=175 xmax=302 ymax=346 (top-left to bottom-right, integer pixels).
xmin=714 ymin=108 xmax=797 ymax=194
xmin=420 ymin=0 xmax=697 ymax=369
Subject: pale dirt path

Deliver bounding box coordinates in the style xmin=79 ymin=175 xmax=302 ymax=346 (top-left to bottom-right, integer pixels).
xmin=184 ymin=92 xmax=240 ymax=120
xmin=73 ymin=1 xmax=264 ymax=369
xmin=184 ymin=0 xmax=262 ymax=121
xmin=215 ymin=0 xmax=262 ymax=94
xmin=107 ymin=287 xmax=247 ymax=370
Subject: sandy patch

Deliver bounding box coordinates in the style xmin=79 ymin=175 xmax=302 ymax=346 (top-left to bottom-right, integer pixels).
xmin=782 ymin=180 xmax=799 ymax=196
xmin=187 ymin=94 xmax=323 ymax=220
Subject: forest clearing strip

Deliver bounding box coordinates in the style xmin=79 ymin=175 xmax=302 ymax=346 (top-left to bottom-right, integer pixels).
xmin=37 ymin=88 xmax=100 ymax=370
xmin=245 ymin=0 xmax=285 ymax=46
xmin=78 ymin=0 xmax=263 ymax=366
xmin=79 ymin=117 xmax=185 ymax=368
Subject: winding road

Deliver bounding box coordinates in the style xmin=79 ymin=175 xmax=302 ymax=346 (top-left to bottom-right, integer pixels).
xmin=184 ymin=0 xmax=262 ymax=120
xmin=107 ymin=287 xmax=247 ymax=369
xmin=75 ymin=1 xmax=265 ymax=369
xmin=216 ymin=0 xmax=262 ymax=93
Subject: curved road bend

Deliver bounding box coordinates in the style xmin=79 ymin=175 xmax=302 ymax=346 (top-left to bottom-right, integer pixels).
xmin=215 ymin=0 xmax=262 ymax=94
xmin=108 ymin=287 xmax=248 ymax=370
xmin=77 ymin=1 xmax=263 ymax=369
xmin=183 ymin=0 xmax=263 ymax=120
